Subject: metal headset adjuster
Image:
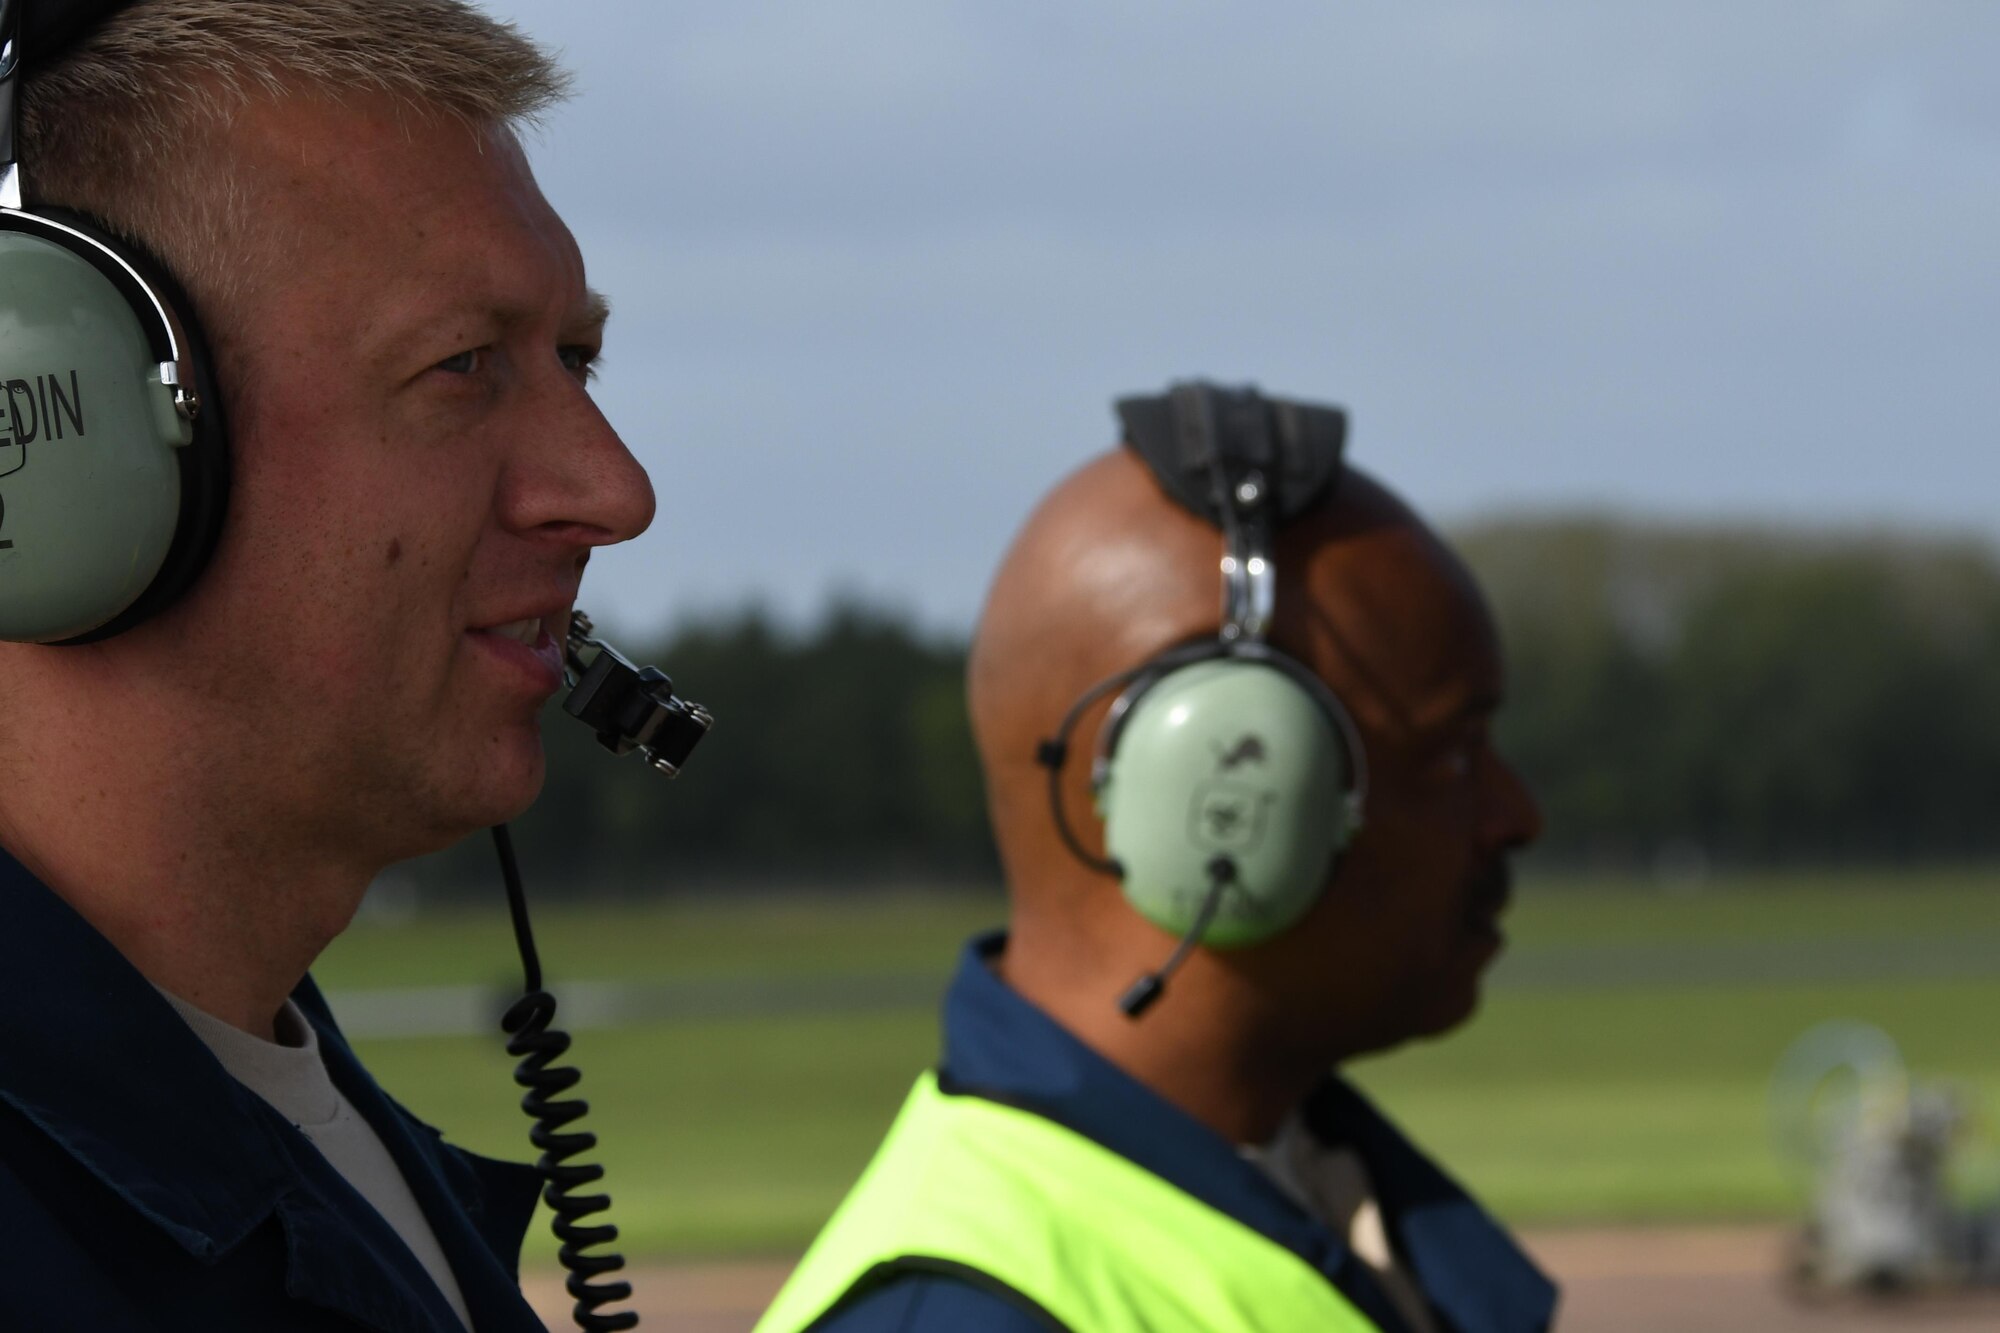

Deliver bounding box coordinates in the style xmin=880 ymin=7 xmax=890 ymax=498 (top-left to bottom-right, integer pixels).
xmin=1 ymin=0 xmax=25 ymax=211
xmin=1167 ymin=381 xmax=1279 ymax=643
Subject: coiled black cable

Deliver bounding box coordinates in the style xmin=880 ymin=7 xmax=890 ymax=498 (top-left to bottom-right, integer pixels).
xmin=493 ymin=824 xmax=639 ymax=1332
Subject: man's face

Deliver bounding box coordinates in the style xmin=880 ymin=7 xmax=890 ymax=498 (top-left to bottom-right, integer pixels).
xmin=156 ymin=96 xmax=654 ymax=864
xmin=1274 ymin=523 xmax=1542 ymax=1057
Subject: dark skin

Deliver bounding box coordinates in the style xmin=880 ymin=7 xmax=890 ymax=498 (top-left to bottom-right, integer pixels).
xmin=969 ymin=449 xmax=1542 ymax=1146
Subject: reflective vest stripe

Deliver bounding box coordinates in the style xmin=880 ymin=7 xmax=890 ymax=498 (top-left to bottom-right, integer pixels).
xmin=754 ymin=1073 xmax=1383 ymax=1333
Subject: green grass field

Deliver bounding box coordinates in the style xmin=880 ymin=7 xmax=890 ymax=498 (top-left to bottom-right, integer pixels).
xmin=313 ymin=869 xmax=2000 ymax=1262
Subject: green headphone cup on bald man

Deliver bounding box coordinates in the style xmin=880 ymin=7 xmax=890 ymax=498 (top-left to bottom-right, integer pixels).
xmin=1100 ymin=653 xmax=1361 ymax=947
xmin=1040 ymin=382 xmax=1368 ymax=1008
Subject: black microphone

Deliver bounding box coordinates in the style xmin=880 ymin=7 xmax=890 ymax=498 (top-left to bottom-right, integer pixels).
xmin=1118 ymin=854 xmax=1237 ymax=1018
xmin=561 ymin=611 xmax=712 ymax=777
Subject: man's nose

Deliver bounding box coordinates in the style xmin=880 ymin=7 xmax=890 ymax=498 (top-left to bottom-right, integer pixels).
xmin=499 ymin=374 xmax=656 ymax=551
xmin=1485 ymin=753 xmax=1544 ymax=851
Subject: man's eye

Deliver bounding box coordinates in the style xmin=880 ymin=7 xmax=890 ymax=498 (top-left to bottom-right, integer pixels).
xmin=559 ymin=345 xmax=600 ymax=381
xmin=1428 ymin=737 xmax=1480 ymax=783
xmin=435 ymin=349 xmax=483 ymax=375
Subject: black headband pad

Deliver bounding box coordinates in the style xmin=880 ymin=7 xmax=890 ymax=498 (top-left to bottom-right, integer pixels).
xmin=1116 ymin=380 xmax=1347 ymax=526
xmin=22 ymin=0 xmax=144 ymax=66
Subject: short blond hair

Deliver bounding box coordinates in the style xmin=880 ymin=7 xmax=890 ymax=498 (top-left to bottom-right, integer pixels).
xmin=18 ymin=0 xmax=570 ymax=329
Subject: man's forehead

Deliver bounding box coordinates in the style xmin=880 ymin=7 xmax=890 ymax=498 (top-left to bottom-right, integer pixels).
xmin=1291 ymin=515 xmax=1505 ymax=738
xmin=216 ymin=93 xmax=598 ymax=335
xmin=224 ymin=93 xmax=558 ymax=245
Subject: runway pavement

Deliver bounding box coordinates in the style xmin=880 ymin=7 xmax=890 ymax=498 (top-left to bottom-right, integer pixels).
xmin=521 ymin=1225 xmax=2000 ymax=1331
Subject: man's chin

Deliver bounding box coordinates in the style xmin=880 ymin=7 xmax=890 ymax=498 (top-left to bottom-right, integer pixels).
xmin=1408 ymin=966 xmax=1488 ymax=1043
xmin=485 ymin=747 xmax=548 ymax=825
xmin=1427 ymin=987 xmax=1484 ymax=1039
xmin=444 ymin=731 xmax=548 ymax=834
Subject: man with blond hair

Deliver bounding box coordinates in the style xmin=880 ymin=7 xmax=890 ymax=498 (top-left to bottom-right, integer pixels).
xmin=0 ymin=1 xmax=654 ymax=1327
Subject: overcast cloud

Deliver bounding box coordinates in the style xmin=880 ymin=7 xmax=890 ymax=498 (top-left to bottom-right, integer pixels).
xmin=483 ymin=1 xmax=2000 ymax=634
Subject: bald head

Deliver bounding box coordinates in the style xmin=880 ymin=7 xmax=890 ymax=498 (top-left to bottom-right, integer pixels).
xmin=972 ymin=447 xmax=1497 ymax=891
xmin=970 ymin=445 xmax=1541 ymax=1114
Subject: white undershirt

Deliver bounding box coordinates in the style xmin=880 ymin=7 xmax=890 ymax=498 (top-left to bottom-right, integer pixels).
xmin=161 ymin=991 xmax=473 ymax=1330
xmin=1244 ymin=1112 xmax=1442 ymax=1333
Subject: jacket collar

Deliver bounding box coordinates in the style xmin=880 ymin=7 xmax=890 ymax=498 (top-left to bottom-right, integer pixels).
xmin=0 ymin=846 xmax=297 ymax=1258
xmin=1303 ymin=1079 xmax=1559 ymax=1333
xmin=939 ymin=931 xmax=1558 ymax=1333
xmin=0 ymin=846 xmax=544 ymax=1331
xmin=296 ymin=974 xmax=546 ymax=1326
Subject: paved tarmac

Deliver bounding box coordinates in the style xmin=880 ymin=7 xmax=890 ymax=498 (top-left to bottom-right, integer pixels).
xmin=522 ymin=1225 xmax=2000 ymax=1331
xmin=1531 ymin=1226 xmax=2000 ymax=1333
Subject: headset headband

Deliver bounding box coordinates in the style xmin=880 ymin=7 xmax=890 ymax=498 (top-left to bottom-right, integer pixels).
xmin=1 ymin=0 xmax=150 ymax=207
xmin=1117 ymin=381 xmax=1347 ymax=641
xmin=1 ymin=0 xmax=22 ymax=208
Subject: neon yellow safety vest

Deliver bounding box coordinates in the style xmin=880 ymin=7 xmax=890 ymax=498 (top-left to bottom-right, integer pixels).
xmin=755 ymin=1073 xmax=1385 ymax=1333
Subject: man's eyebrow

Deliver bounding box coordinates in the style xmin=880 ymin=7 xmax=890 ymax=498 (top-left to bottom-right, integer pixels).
xmin=1402 ymin=686 xmax=1503 ymax=740
xmin=372 ymin=284 xmax=614 ymax=371
xmin=576 ymin=287 xmax=611 ymax=332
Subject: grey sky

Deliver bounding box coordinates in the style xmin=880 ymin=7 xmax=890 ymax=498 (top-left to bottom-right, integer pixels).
xmin=486 ymin=1 xmax=1999 ymax=635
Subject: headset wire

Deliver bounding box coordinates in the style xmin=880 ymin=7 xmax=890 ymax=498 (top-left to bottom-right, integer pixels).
xmin=1117 ymin=854 xmax=1236 ymax=1018
xmin=493 ymin=823 xmax=640 ymax=1332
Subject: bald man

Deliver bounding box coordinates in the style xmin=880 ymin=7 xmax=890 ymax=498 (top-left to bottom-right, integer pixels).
xmin=757 ymin=384 xmax=1559 ymax=1333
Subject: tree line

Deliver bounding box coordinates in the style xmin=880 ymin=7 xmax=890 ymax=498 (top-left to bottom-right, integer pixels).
xmin=1458 ymin=518 xmax=2000 ymax=870
xmin=416 ymin=518 xmax=2000 ymax=897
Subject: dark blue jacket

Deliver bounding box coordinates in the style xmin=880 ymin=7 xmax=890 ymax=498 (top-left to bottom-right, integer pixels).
xmin=811 ymin=934 xmax=1558 ymax=1333
xmin=0 ymin=848 xmax=546 ymax=1331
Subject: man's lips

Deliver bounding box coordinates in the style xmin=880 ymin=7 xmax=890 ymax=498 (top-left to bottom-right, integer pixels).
xmin=469 ymin=613 xmax=567 ymax=686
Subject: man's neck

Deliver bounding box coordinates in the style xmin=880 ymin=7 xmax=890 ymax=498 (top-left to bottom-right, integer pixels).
xmin=0 ymin=720 xmax=374 ymax=1041
xmin=999 ymin=916 xmax=1325 ymax=1146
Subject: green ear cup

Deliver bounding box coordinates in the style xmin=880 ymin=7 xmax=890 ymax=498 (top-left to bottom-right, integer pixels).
xmin=1097 ymin=658 xmax=1357 ymax=948
xmin=0 ymin=221 xmax=207 ymax=643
